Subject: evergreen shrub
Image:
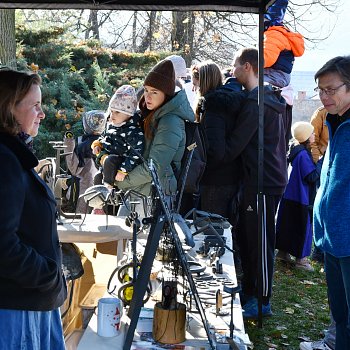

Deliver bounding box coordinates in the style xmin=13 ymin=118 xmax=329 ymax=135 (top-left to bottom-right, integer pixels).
xmin=15 ymin=26 xmax=174 ymax=159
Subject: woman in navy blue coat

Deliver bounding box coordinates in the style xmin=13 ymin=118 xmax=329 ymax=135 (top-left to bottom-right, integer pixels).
xmin=0 ymin=70 xmax=67 ymax=349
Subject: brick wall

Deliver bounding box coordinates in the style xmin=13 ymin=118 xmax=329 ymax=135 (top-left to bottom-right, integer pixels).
xmin=292 ymin=96 xmax=323 ymax=123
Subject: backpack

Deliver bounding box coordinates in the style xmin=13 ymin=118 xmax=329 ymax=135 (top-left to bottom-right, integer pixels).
xmin=176 ymin=121 xmax=207 ymax=197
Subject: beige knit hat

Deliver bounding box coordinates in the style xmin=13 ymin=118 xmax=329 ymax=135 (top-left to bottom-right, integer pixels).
xmin=291 ymin=121 xmax=314 ymax=143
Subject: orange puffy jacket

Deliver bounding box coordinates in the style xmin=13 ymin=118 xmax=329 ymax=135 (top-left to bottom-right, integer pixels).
xmin=264 ymin=26 xmax=305 ymax=68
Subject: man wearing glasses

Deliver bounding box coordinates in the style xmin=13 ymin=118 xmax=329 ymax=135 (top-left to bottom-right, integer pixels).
xmin=311 ymin=56 xmax=350 ymax=350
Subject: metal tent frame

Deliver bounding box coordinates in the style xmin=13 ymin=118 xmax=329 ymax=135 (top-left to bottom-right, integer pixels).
xmin=0 ymin=1 xmax=275 ymax=12
xmin=0 ymin=0 xmax=276 ymax=329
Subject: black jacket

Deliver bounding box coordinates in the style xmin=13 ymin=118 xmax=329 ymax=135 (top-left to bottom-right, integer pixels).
xmin=0 ymin=133 xmax=67 ymax=311
xmin=97 ymin=113 xmax=145 ymax=174
xmin=223 ymin=85 xmax=288 ymax=195
xmin=200 ymin=87 xmax=246 ymax=186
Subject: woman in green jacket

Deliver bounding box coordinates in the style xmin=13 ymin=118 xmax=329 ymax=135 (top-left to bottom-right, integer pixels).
xmin=117 ymin=59 xmax=195 ymax=203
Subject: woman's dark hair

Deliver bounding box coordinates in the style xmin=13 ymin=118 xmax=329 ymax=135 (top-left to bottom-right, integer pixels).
xmin=0 ymin=69 xmax=42 ymax=135
xmin=138 ymin=94 xmax=172 ymax=140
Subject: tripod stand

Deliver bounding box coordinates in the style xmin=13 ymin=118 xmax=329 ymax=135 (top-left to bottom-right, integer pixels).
xmin=123 ymin=160 xmax=215 ymax=350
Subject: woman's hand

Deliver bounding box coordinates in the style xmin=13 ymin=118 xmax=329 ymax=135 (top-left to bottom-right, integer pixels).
xmin=92 ymin=145 xmax=101 ymax=155
xmin=115 ymin=172 xmax=126 ymax=182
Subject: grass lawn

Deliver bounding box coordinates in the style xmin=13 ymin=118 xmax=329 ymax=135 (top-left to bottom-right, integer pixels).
xmin=244 ymin=258 xmax=330 ymax=350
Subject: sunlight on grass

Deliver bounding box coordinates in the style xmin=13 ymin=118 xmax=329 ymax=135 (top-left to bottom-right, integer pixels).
xmin=245 ymin=259 xmax=329 ymax=349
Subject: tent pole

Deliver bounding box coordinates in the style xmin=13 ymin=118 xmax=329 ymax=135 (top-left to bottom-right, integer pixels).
xmin=257 ymin=2 xmax=265 ymax=329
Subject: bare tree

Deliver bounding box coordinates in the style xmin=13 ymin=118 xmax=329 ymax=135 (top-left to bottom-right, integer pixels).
xmin=132 ymin=11 xmax=137 ymax=52
xmin=171 ymin=12 xmax=195 ymax=66
xmin=0 ymin=9 xmax=16 ymax=69
xmin=15 ymin=0 xmax=342 ymax=67
xmin=137 ymin=11 xmax=160 ymax=52
xmin=85 ymin=10 xmax=100 ymax=40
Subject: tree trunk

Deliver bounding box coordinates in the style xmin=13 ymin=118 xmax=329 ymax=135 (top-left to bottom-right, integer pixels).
xmin=171 ymin=12 xmax=195 ymax=67
xmin=137 ymin=11 xmax=157 ymax=52
xmin=85 ymin=9 xmax=100 ymax=40
xmin=132 ymin=11 xmax=137 ymax=52
xmin=0 ymin=9 xmax=16 ymax=69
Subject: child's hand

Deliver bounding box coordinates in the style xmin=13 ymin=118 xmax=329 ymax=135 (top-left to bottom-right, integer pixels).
xmin=93 ymin=146 xmax=101 ymax=155
xmin=115 ymin=172 xmax=126 ymax=182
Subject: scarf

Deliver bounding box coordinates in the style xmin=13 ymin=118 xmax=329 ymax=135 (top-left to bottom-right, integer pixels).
xmin=17 ymin=132 xmax=34 ymax=151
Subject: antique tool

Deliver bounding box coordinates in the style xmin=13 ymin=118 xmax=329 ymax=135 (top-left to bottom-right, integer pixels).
xmin=49 ymin=141 xmax=81 ymax=221
xmin=223 ymin=283 xmax=242 ymax=338
xmin=216 ymin=289 xmax=223 ymax=316
xmin=161 ymin=279 xmax=178 ymax=310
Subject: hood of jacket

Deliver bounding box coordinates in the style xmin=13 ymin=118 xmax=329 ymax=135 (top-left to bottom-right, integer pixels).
xmin=201 ymin=86 xmax=246 ymax=116
xmin=221 ymin=78 xmax=244 ymax=93
xmin=153 ymin=89 xmax=195 ymax=123
xmin=287 ymin=143 xmax=305 ymax=163
xmin=248 ymin=84 xmax=286 ymax=115
xmin=266 ymin=26 xmax=305 ymax=57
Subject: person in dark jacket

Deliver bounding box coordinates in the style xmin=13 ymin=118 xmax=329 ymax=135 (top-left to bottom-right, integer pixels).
xmin=275 ymin=121 xmax=322 ymax=272
xmin=0 ymin=69 xmax=67 ymax=349
xmin=195 ymin=60 xmax=246 ymax=279
xmin=64 ymin=110 xmax=106 ymax=213
xmin=229 ymin=48 xmax=288 ymax=319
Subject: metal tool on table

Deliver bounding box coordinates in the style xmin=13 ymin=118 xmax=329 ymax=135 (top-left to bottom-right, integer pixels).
xmin=49 ymin=141 xmax=81 ymax=222
xmin=223 ymin=283 xmax=242 ymax=339
xmin=106 ymin=191 xmax=152 ymax=306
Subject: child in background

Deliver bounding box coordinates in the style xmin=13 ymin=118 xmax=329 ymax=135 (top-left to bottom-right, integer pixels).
xmin=92 ymin=85 xmax=145 ymax=188
xmin=64 ymin=110 xmax=106 ymax=213
xmin=275 ymin=122 xmax=323 ymax=271
xmin=263 ymin=0 xmax=305 ymax=88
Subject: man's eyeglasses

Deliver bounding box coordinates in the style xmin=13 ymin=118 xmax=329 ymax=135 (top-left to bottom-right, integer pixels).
xmin=314 ymin=83 xmax=346 ymax=96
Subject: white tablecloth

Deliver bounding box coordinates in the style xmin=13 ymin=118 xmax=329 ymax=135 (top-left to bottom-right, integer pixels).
xmin=57 ymin=214 xmax=132 ymax=243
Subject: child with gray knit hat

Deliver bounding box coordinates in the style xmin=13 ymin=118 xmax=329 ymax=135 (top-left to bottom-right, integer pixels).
xmin=64 ymin=110 xmax=106 ymax=213
xmin=92 ymin=85 xmax=145 ymax=187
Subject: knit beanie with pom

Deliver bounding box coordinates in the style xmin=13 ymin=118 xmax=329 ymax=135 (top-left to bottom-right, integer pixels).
xmin=144 ymin=59 xmax=175 ymax=96
xmin=291 ymin=121 xmax=314 ymax=143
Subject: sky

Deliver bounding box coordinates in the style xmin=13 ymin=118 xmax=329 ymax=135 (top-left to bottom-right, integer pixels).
xmin=292 ymin=0 xmax=349 ymax=72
